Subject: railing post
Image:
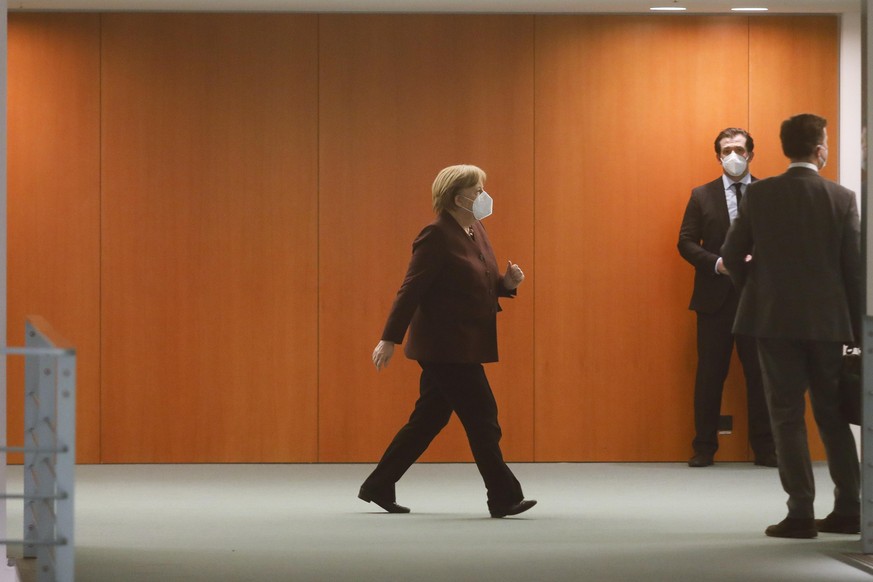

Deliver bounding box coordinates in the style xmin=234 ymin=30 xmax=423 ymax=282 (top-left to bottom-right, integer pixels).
xmin=34 ymin=354 xmax=55 ymax=582
xmin=22 ymin=332 xmax=38 ymax=559
xmin=53 ymin=352 xmax=75 ymax=582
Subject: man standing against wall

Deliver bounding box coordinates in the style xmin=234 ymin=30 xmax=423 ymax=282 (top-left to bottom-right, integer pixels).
xmin=678 ymin=128 xmax=776 ymax=468
xmin=721 ymin=114 xmax=861 ymax=538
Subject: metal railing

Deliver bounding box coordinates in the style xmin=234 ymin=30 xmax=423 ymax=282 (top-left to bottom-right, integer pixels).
xmin=0 ymin=316 xmax=76 ymax=582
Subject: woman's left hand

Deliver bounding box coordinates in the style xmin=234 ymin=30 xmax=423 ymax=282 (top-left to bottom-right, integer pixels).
xmin=503 ymin=260 xmax=524 ymax=290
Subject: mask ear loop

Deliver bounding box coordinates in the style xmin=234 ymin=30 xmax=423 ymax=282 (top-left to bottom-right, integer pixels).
xmin=452 ymin=189 xmax=467 ymax=211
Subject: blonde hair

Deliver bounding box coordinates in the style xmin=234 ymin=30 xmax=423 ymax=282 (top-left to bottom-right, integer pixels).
xmin=431 ymin=164 xmax=486 ymax=213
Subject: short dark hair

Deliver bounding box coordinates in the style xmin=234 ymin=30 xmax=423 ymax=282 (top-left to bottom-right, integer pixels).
xmin=780 ymin=113 xmax=827 ymax=159
xmin=714 ymin=128 xmax=754 ymax=156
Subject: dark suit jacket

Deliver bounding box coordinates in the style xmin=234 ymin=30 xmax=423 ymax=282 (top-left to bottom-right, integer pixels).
xmin=381 ymin=211 xmax=515 ymax=363
xmin=678 ymin=176 xmax=755 ymax=314
xmin=721 ymin=166 xmax=861 ymax=342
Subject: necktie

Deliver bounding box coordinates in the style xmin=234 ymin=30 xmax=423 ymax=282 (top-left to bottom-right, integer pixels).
xmin=733 ymin=182 xmax=743 ymax=205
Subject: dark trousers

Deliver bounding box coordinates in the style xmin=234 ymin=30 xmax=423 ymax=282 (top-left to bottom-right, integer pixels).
xmin=361 ymin=361 xmax=523 ymax=512
xmin=693 ymin=294 xmax=774 ymax=458
xmin=756 ymin=338 xmax=860 ymax=519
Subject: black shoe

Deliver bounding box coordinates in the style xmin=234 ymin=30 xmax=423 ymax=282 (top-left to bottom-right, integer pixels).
xmin=358 ymin=487 xmax=410 ymax=514
xmin=688 ymin=454 xmax=713 ymax=467
xmin=765 ymin=517 xmax=817 ymax=539
xmin=815 ymin=512 xmax=860 ymax=534
xmin=754 ymin=452 xmax=778 ymax=467
xmin=490 ymin=499 xmax=537 ymax=518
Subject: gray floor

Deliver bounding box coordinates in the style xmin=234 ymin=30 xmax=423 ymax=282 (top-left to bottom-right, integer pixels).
xmin=3 ymin=462 xmax=871 ymax=581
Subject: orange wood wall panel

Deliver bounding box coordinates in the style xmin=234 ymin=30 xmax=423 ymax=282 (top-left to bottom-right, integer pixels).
xmin=749 ymin=16 xmax=840 ymax=460
xmin=533 ymin=15 xmax=838 ymax=461
xmin=7 ymin=14 xmax=102 ymax=463
xmin=317 ymin=15 xmax=535 ymax=462
xmin=750 ymin=17 xmax=840 ymax=180
xmin=99 ymin=14 xmax=319 ymax=462
xmin=5 ymin=13 xmax=840 ymax=464
xmin=535 ymin=16 xmax=758 ymax=461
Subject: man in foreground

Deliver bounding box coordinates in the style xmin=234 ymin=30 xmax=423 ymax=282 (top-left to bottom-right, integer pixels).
xmin=721 ymin=113 xmax=861 ymax=538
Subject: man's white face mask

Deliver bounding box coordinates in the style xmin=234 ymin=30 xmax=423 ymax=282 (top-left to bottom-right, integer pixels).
xmin=721 ymin=152 xmax=748 ymax=178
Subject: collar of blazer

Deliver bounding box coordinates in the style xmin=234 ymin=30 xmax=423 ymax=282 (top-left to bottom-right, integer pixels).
xmin=437 ymin=210 xmax=481 ymax=240
xmin=785 ymin=166 xmax=820 ymax=177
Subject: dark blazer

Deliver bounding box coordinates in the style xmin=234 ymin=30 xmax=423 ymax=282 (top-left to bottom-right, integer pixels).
xmin=721 ymin=166 xmax=861 ymax=342
xmin=678 ymin=176 xmax=755 ymax=314
xmin=381 ymin=211 xmax=515 ymax=363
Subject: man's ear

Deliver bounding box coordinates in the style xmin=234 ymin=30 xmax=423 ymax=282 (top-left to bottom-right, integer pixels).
xmin=747 ymin=151 xmax=755 ymax=163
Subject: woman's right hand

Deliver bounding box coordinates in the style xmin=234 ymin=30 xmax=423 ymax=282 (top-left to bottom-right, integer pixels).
xmin=372 ymin=340 xmax=395 ymax=371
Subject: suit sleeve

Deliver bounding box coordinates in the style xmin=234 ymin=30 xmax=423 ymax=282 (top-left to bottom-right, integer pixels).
xmin=678 ymin=193 xmax=719 ymax=273
xmin=841 ymin=193 xmax=863 ymax=342
xmin=381 ymin=224 xmax=446 ymax=344
xmin=721 ymin=193 xmax=752 ymax=290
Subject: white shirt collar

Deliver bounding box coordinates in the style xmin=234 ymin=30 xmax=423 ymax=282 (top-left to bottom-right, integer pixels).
xmin=722 ymin=173 xmax=752 ymax=189
xmin=788 ymin=162 xmax=819 ymax=172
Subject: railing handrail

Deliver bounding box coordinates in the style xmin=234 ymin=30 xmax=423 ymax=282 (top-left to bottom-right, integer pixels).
xmin=2 ymin=347 xmax=74 ymax=357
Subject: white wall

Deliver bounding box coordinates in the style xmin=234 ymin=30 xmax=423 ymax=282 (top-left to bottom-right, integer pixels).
xmin=841 ymin=11 xmax=862 ymax=203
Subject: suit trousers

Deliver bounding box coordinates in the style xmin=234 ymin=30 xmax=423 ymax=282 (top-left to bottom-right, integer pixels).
xmin=756 ymin=337 xmax=860 ymax=519
xmin=693 ymin=291 xmax=774 ymax=457
xmin=361 ymin=361 xmax=523 ymax=512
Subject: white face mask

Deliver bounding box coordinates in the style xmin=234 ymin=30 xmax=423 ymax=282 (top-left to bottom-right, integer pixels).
xmin=461 ymin=191 xmax=493 ymax=220
xmin=721 ymin=152 xmax=748 ymax=177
